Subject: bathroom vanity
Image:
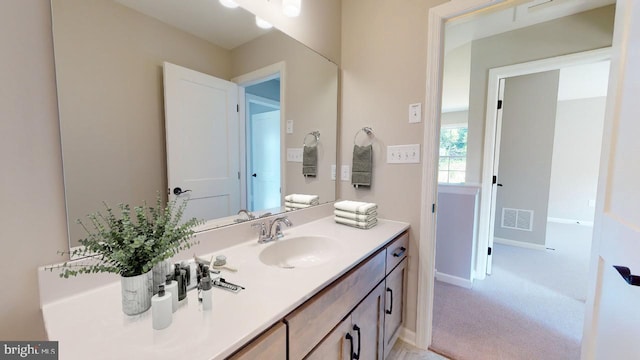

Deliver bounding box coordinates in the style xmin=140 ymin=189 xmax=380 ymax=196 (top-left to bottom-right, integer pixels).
xmin=40 ymin=214 xmax=409 ymax=359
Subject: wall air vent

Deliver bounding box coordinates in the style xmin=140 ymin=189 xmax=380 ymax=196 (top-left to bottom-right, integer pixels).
xmin=501 ymin=208 xmax=534 ymax=231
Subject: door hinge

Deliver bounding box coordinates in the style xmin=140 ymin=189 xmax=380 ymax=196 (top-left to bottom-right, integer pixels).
xmin=492 ymin=175 xmax=497 ymax=184
xmin=497 ymin=100 xmax=503 ymax=110
xmin=237 ymin=104 xmax=239 ymax=112
xmin=488 ymin=247 xmax=492 ymax=256
xmin=238 ymin=171 xmax=240 ymax=180
xmin=432 ymin=203 xmax=436 ymax=213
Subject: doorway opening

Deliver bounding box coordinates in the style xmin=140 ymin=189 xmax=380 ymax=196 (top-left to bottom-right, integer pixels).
xmin=423 ymin=0 xmax=615 ymax=357
xmin=233 ymin=62 xmax=286 ymax=215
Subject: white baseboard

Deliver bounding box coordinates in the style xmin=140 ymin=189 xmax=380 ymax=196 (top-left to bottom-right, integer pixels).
xmin=435 ymin=271 xmax=473 ymax=289
xmin=547 ymin=217 xmax=594 ymax=227
xmin=493 ymin=237 xmax=547 ymax=251
xmin=399 ymin=327 xmax=417 ymax=347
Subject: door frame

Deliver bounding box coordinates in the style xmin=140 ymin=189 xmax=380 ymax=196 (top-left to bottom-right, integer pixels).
xmin=476 ymin=47 xmax=612 ymax=280
xmin=232 ymin=62 xmax=286 ymax=211
xmin=417 ymin=0 xmax=619 ymax=350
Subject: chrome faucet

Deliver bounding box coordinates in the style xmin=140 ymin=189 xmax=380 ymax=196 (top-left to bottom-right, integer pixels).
xmin=269 ymin=216 xmax=292 ymax=240
xmin=252 ymin=216 xmax=293 ymax=243
xmin=236 ymin=209 xmax=255 ymax=222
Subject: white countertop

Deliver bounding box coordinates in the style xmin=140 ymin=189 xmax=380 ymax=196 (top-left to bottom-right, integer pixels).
xmin=42 ymin=216 xmax=409 ymax=360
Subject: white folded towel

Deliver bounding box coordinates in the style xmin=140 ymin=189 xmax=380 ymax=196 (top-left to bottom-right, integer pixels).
xmin=284 ymin=194 xmax=319 ymax=205
xmin=285 ymin=201 xmax=312 ymax=209
xmin=334 ymin=200 xmax=378 ymax=215
xmin=334 ymin=210 xmax=377 ymax=222
xmin=334 ymin=216 xmax=378 ymax=229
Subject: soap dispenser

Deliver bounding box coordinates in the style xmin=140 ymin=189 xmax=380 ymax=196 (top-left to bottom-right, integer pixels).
xmin=151 ymin=284 xmax=172 ymax=330
xmin=200 ymin=271 xmax=213 ymax=311
xmin=164 ymin=274 xmax=178 ymax=312
xmin=174 ymin=263 xmax=187 ymax=301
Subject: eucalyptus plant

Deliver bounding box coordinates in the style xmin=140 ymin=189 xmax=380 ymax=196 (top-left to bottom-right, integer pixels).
xmin=49 ymin=196 xmax=203 ymax=278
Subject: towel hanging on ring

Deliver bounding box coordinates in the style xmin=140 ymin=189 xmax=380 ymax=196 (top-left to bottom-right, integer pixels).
xmin=352 ymin=127 xmax=374 ymax=188
xmin=303 ymin=131 xmax=320 ymax=177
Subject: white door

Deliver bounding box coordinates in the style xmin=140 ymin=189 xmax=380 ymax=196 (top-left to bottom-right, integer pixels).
xmin=248 ymin=110 xmax=281 ymax=211
xmin=486 ymin=78 xmax=505 ymax=275
xmin=488 ymin=72 xmax=560 ymax=272
xmin=163 ymin=62 xmax=240 ymax=221
xmin=585 ymin=1 xmax=640 ymax=357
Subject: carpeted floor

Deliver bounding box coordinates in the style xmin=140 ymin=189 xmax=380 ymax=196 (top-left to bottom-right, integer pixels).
xmin=430 ymin=222 xmax=592 ymax=360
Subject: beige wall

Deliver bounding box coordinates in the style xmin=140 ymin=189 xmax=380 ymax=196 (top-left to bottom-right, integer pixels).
xmin=466 ymin=5 xmax=615 ymax=184
xmin=341 ymin=0 xmax=448 ymax=335
xmin=53 ymin=0 xmax=232 ymax=248
xmin=236 ymin=0 xmax=341 ymax=64
xmin=0 ymin=0 xmax=68 ymax=340
xmin=548 ymin=97 xmax=606 ymax=222
xmin=230 ymin=31 xmax=338 ymax=204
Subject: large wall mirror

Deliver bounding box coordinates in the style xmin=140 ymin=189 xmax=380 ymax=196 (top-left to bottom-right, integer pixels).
xmin=52 ymin=0 xmax=338 ymax=249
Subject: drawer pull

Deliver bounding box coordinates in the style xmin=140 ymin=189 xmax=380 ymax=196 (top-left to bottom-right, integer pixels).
xmin=345 ymin=333 xmax=354 ymax=360
xmin=353 ymin=325 xmax=361 ymax=360
xmin=392 ymin=247 xmax=406 ymax=258
xmin=386 ymin=288 xmax=393 ymax=315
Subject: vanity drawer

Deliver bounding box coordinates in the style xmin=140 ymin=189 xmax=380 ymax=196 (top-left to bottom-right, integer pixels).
xmin=227 ymin=322 xmax=286 ymax=360
xmin=285 ymin=249 xmax=386 ymax=360
xmin=386 ymin=231 xmax=409 ymax=275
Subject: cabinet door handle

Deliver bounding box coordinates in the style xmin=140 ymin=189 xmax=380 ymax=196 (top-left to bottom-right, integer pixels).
xmin=392 ymin=247 xmax=406 ymax=258
xmin=386 ymin=288 xmax=393 ymax=315
xmin=353 ymin=325 xmax=361 ymax=360
xmin=345 ymin=333 xmax=354 ymax=360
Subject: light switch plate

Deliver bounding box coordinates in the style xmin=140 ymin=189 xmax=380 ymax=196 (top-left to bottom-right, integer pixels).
xmin=341 ymin=165 xmax=350 ymax=181
xmin=409 ymin=103 xmax=422 ymax=123
xmin=387 ymin=144 xmax=420 ymax=163
xmin=331 ymin=164 xmax=336 ymax=180
xmin=287 ymin=148 xmax=303 ymax=162
xmin=286 ymin=120 xmax=294 ymax=134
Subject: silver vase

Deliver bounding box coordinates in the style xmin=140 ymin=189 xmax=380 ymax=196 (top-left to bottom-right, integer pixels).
xmin=121 ymin=271 xmax=153 ymax=315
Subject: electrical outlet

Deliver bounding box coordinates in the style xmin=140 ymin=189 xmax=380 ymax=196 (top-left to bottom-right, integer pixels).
xmin=286 ymin=120 xmax=294 ymax=134
xmin=286 ymin=148 xmax=303 ymax=162
xmin=387 ymin=144 xmax=420 ymax=164
xmin=341 ymin=165 xmax=350 ymax=181
xmin=331 ymin=164 xmax=336 ymax=180
xmin=409 ymin=103 xmax=422 ymax=123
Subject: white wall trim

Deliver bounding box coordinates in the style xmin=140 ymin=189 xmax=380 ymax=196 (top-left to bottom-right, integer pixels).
xmin=435 ymin=271 xmax=474 ymax=289
xmin=547 ymin=217 xmax=595 ymax=227
xmin=399 ymin=327 xmax=417 ymax=347
xmin=493 ymin=237 xmax=547 ymax=251
xmin=476 ymin=47 xmax=612 ymax=281
xmin=418 ymin=0 xmax=507 ymax=350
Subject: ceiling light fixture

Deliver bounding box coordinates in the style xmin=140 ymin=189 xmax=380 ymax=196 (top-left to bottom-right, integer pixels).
xmin=255 ymin=16 xmax=273 ymax=29
xmin=219 ymin=0 xmax=239 ymax=9
xmin=282 ymin=0 xmax=301 ymax=17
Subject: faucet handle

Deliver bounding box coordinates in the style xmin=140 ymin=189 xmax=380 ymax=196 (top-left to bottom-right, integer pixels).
xmin=251 ymin=222 xmax=266 ymax=235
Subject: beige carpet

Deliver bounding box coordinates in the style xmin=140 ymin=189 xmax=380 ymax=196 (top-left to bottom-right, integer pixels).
xmin=430 ymin=222 xmax=591 ymax=360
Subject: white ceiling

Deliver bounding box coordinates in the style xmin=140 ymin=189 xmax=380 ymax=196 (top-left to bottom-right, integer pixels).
xmin=114 ymin=0 xmax=269 ymax=50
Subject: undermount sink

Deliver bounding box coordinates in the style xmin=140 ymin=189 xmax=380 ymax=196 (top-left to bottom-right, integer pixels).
xmin=259 ymin=235 xmax=344 ymax=269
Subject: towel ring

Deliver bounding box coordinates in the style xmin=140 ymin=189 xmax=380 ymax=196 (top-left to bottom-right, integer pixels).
xmin=303 ymin=131 xmax=320 ymax=147
xmin=354 ymin=127 xmax=374 ymax=146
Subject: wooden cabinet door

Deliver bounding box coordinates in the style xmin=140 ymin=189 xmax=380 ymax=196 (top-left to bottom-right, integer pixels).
xmin=351 ymin=281 xmax=386 ymax=360
xmin=228 ymin=322 xmax=287 ymax=360
xmin=306 ymin=316 xmax=351 ymax=360
xmin=384 ymin=258 xmax=407 ymax=359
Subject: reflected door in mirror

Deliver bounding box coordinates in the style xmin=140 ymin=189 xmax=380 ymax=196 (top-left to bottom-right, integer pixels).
xmin=164 ymin=62 xmax=241 ymax=221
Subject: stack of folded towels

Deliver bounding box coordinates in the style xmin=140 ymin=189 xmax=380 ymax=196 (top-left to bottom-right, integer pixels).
xmin=285 ymin=194 xmax=320 ymax=211
xmin=334 ymin=200 xmax=378 ymax=229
